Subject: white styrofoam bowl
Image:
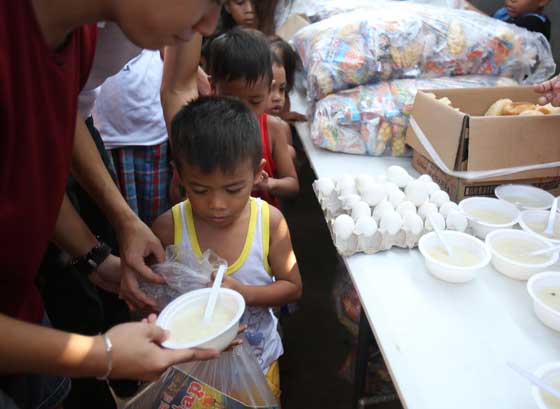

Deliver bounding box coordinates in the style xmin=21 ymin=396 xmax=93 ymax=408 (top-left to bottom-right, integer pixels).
xmin=528 ymin=271 xmax=560 ymax=332
xmin=459 ymin=197 xmax=520 ymax=239
xmin=418 ymin=231 xmax=491 ymax=283
xmin=485 ymin=229 xmax=558 ymax=281
xmin=156 ymin=288 xmax=245 ymax=351
xmin=519 ymin=210 xmax=560 ymax=245
xmin=531 ymin=361 xmax=560 ymax=409
xmin=495 ymin=184 xmax=554 ymax=210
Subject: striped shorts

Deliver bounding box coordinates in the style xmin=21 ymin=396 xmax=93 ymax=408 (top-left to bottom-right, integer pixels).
xmin=108 ymin=141 xmax=171 ymax=226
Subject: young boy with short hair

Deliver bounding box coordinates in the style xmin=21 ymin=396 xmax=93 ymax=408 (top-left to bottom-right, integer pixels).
xmin=206 ymin=27 xmax=299 ymax=206
xmin=465 ymin=0 xmax=551 ymax=40
xmin=152 ymin=96 xmax=303 ymax=401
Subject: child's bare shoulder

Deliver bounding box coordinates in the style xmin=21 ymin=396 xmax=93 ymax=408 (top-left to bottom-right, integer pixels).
xmin=267 ymin=203 xmax=287 ymax=233
xmin=152 ymin=209 xmax=174 ymax=247
xmin=266 ymin=115 xmax=290 ymax=138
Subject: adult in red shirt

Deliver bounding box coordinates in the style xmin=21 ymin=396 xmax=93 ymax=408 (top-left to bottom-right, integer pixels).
xmin=0 ymin=0 xmax=222 ymax=407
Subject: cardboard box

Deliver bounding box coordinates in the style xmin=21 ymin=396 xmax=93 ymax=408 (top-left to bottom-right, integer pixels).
xmin=412 ymin=150 xmax=560 ymax=201
xmin=405 ymin=86 xmax=560 ymax=201
xmin=276 ymin=13 xmax=310 ymax=41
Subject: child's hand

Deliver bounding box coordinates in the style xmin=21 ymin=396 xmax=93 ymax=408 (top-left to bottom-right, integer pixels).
xmin=255 ymin=170 xmax=270 ymax=193
xmin=219 ymin=275 xmax=244 ymax=294
xmin=534 ymin=75 xmax=560 ymax=106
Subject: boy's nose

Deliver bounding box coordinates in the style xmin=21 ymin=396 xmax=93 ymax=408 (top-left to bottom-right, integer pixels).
xmin=209 ymin=193 xmax=227 ymax=210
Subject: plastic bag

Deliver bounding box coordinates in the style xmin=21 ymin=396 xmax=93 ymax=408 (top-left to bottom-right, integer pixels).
xmin=292 ymin=3 xmax=555 ymax=100
xmin=139 ymin=245 xmax=226 ymax=311
xmin=122 ymin=340 xmax=279 ymax=409
xmin=274 ymin=0 xmax=465 ymax=30
xmin=311 ymin=75 xmax=518 ymax=156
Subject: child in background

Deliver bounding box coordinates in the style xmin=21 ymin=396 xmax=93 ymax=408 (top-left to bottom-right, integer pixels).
xmin=465 ymin=0 xmax=551 ymax=40
xmin=152 ymin=96 xmax=303 ymax=401
xmin=268 ymin=35 xmax=307 ymax=123
xmin=220 ymin=0 xmax=258 ymax=31
xmin=207 ymin=28 xmax=299 ymax=206
xmin=93 ymin=50 xmax=170 ymax=226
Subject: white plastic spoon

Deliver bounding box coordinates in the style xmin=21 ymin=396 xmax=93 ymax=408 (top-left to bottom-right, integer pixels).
xmin=204 ymin=264 xmax=227 ymax=324
xmin=544 ymin=197 xmax=558 ymax=236
xmin=508 ymin=361 xmax=560 ymax=400
xmin=529 ymin=243 xmax=560 ymax=257
xmin=428 ymin=213 xmax=454 ymax=257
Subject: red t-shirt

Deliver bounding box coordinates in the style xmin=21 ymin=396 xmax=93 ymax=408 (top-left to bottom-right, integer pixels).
xmin=0 ymin=1 xmax=97 ymax=323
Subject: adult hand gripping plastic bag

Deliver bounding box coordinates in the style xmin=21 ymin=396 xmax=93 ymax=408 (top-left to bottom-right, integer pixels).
xmin=122 ymin=340 xmax=279 ymax=409
xmin=292 ymin=3 xmax=555 ymax=100
xmin=311 ymin=75 xmax=517 ymax=156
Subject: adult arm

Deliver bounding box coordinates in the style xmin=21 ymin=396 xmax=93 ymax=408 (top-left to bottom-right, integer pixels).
xmin=70 ymin=113 xmax=165 ymax=310
xmin=0 ymin=313 xmax=217 ymax=381
xmin=161 ymin=35 xmax=205 ymax=136
xmin=52 ymin=194 xmax=121 ymax=293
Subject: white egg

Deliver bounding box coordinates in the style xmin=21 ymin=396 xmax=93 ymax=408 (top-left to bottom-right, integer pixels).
xmin=339 ymin=194 xmax=361 ymax=210
xmin=360 ymin=184 xmax=386 ymax=206
xmin=373 ymin=200 xmax=394 ymax=221
xmin=336 ymin=175 xmax=356 ymax=195
xmin=380 ymin=211 xmax=403 ymax=235
xmin=425 ymin=181 xmax=441 ymax=194
xmin=403 ymin=212 xmax=424 ymax=235
xmin=316 ymin=178 xmax=335 ymax=197
xmin=405 ymin=180 xmax=430 ymax=206
xmin=354 ymin=216 xmax=378 ymax=237
xmin=389 ymin=189 xmax=406 ymax=208
xmin=333 ymin=214 xmax=355 ymax=240
xmin=351 ymin=201 xmax=371 ymax=221
xmin=418 ymin=202 xmax=439 ymax=220
xmin=384 ymin=182 xmax=400 ymax=195
xmin=417 ymin=174 xmax=433 ymax=184
xmin=396 ymin=201 xmax=417 ymax=218
xmin=355 ymin=174 xmax=376 ymax=194
xmin=439 ymin=202 xmax=459 ymax=218
xmin=339 ymin=183 xmax=358 ymax=196
xmin=386 ymin=166 xmax=409 ymax=185
xmin=424 ymin=213 xmax=446 ymax=231
xmin=430 ymin=190 xmax=450 ymax=208
xmin=446 ymin=210 xmax=468 ymax=232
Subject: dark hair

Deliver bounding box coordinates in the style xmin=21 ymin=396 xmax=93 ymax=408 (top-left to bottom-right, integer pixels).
xmin=171 ymin=96 xmax=262 ymax=174
xmin=207 ymin=27 xmax=273 ymax=86
xmin=268 ymin=35 xmax=301 ymax=92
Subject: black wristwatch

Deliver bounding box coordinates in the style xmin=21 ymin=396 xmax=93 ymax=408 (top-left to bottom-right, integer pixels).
xmin=70 ymin=239 xmax=112 ymax=276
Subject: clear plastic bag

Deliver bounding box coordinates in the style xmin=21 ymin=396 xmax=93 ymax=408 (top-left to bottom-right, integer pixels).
xmin=311 ymin=75 xmax=518 ymax=156
xmin=292 ymin=3 xmax=555 ymax=100
xmin=122 ymin=340 xmax=279 ymax=409
xmin=274 ymin=0 xmax=465 ymax=30
xmin=139 ymin=245 xmax=226 ymax=311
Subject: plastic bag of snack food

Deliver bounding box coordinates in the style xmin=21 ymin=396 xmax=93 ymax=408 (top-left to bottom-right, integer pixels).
xmin=275 ymin=0 xmax=465 ymax=31
xmin=138 ymin=245 xmax=225 ymax=311
xmin=311 ymin=75 xmax=517 ymax=156
xmin=292 ymin=3 xmax=554 ymax=100
xmin=122 ymin=340 xmax=278 ymax=409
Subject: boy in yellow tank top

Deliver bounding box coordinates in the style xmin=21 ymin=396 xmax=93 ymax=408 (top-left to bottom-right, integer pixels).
xmin=152 ymin=96 xmax=302 ymax=402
